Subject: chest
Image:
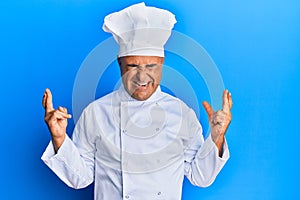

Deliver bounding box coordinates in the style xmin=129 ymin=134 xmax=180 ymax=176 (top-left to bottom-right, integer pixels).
xmin=94 ymin=100 xmax=186 ymax=173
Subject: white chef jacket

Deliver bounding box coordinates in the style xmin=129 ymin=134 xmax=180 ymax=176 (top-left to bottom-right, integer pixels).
xmin=42 ymin=85 xmax=229 ymax=200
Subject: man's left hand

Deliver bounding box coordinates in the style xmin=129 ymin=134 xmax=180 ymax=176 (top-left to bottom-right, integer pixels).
xmin=202 ymin=89 xmax=233 ymax=157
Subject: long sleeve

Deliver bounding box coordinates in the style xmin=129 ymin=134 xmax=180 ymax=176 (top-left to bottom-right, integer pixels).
xmin=183 ymin=109 xmax=229 ymax=187
xmin=41 ymin=108 xmax=97 ymax=189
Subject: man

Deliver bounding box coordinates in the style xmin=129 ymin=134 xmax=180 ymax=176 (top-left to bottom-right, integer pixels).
xmin=42 ymin=3 xmax=232 ymax=200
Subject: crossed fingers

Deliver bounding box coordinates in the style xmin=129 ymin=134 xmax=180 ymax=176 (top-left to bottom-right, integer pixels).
xmin=202 ymin=89 xmax=232 ymax=138
xmin=202 ymin=90 xmax=232 ymax=121
xmin=42 ymin=88 xmax=71 ymax=120
xmin=222 ymin=89 xmax=232 ymax=114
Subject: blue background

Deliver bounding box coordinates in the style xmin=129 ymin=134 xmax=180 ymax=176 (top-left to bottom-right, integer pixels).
xmin=1 ymin=0 xmax=299 ymax=199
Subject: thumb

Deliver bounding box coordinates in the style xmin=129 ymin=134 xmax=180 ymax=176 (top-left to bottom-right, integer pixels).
xmin=202 ymin=101 xmax=214 ymax=121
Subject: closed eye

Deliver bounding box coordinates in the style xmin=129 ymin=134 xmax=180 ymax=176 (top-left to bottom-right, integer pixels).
xmin=127 ymin=64 xmax=139 ymax=68
xmin=146 ymin=64 xmax=158 ymax=68
xmin=126 ymin=63 xmax=160 ymax=70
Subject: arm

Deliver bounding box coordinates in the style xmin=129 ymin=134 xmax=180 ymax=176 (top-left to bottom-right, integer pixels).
xmin=184 ymin=90 xmax=232 ymax=187
xmin=42 ymin=88 xmax=71 ymax=152
xmin=41 ymin=89 xmax=95 ymax=189
xmin=183 ymin=110 xmax=229 ymax=187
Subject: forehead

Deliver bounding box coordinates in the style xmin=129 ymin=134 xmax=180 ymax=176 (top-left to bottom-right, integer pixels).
xmin=120 ymin=56 xmax=164 ymax=64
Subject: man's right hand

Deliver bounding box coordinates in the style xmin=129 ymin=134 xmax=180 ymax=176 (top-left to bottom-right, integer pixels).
xmin=42 ymin=88 xmax=72 ymax=152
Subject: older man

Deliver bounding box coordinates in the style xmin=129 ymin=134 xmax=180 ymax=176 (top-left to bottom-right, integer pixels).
xmin=42 ymin=3 xmax=232 ymax=200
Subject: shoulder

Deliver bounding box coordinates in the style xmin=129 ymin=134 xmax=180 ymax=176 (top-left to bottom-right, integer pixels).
xmin=159 ymin=91 xmax=192 ymax=113
xmin=82 ymin=90 xmax=118 ymax=113
xmin=159 ymin=91 xmax=200 ymax=123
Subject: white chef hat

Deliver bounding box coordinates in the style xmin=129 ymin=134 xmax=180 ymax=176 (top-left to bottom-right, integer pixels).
xmin=102 ymin=2 xmax=176 ymax=57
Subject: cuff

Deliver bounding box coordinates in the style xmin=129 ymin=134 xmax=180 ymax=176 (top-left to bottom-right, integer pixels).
xmin=197 ymin=134 xmax=230 ymax=161
xmin=41 ymin=134 xmax=72 ymax=163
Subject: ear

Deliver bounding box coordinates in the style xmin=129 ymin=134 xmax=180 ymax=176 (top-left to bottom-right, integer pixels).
xmin=117 ymin=57 xmax=125 ymax=75
xmin=117 ymin=57 xmax=122 ymax=67
xmin=160 ymin=56 xmax=165 ymax=65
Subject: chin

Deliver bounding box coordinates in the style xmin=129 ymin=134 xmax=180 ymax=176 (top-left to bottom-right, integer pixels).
xmin=132 ymin=92 xmax=152 ymax=101
xmin=132 ymin=95 xmax=150 ymax=101
xmin=127 ymin=84 xmax=158 ymax=101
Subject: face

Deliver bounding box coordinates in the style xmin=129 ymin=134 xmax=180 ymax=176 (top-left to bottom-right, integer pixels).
xmin=118 ymin=56 xmax=164 ymax=101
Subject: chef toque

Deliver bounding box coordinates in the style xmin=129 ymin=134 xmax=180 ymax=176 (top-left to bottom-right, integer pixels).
xmin=102 ymin=2 xmax=176 ymax=57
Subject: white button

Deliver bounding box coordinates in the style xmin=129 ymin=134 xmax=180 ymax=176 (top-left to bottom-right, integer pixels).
xmin=122 ymin=129 xmax=127 ymax=133
xmin=125 ymin=195 xmax=130 ymax=199
xmin=156 ymin=128 xmax=160 ymax=131
xmin=157 ymin=191 xmax=161 ymax=195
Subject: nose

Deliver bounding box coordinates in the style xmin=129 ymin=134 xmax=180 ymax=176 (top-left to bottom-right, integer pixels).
xmin=136 ymin=66 xmax=147 ymax=81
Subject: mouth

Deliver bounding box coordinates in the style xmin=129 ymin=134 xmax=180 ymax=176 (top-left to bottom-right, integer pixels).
xmin=134 ymin=81 xmax=150 ymax=87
